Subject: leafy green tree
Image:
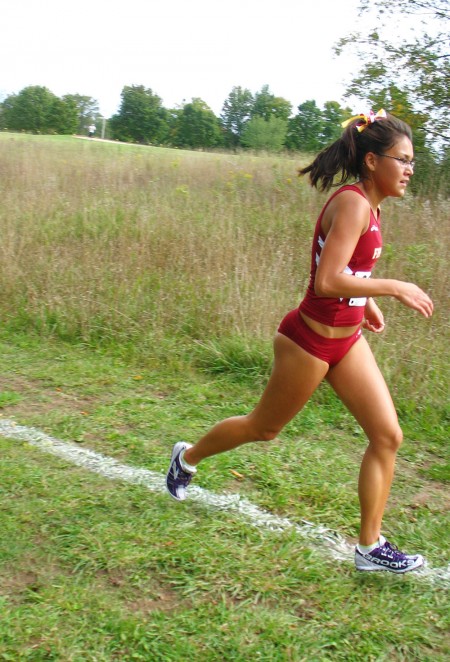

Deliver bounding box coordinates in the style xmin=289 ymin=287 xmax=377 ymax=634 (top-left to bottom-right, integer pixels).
xmin=173 ymin=98 xmax=223 ymax=149
xmin=335 ymin=0 xmax=449 ymax=149
xmin=63 ymin=94 xmax=100 ymax=134
xmin=109 ymin=85 xmax=169 ymax=144
xmin=252 ymin=84 xmax=292 ymax=122
xmin=321 ymin=101 xmax=350 ymax=146
xmin=286 ymin=100 xmax=324 ymax=152
xmin=286 ymin=101 xmax=353 ymax=152
xmin=48 ymin=96 xmax=79 ymax=134
xmin=220 ymin=86 xmax=254 ymax=147
xmin=1 ymin=86 xmax=77 ymax=134
xmin=241 ymin=116 xmax=288 ymax=152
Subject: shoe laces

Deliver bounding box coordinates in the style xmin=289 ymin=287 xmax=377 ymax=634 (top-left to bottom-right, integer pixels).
xmin=381 ymin=540 xmax=404 ymax=559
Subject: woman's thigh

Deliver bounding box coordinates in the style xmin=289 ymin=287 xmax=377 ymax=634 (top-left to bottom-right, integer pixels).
xmin=249 ymin=332 xmax=329 ymax=435
xmin=325 ymin=335 xmax=399 ymax=440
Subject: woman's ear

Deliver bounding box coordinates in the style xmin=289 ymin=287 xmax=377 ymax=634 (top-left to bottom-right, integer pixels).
xmin=365 ymin=152 xmax=377 ymax=172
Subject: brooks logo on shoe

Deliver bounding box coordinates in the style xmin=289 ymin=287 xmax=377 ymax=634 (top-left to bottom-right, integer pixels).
xmin=368 ymin=556 xmax=410 ymax=569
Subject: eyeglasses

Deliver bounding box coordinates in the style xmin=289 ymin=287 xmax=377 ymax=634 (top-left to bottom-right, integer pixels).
xmin=375 ymin=153 xmax=415 ymax=169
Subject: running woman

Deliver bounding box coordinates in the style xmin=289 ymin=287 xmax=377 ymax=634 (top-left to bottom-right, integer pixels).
xmin=166 ymin=110 xmax=433 ymax=573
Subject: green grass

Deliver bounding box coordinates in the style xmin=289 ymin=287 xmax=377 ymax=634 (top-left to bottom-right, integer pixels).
xmin=0 ymin=134 xmax=448 ymax=659
xmin=0 ymin=331 xmax=448 ymax=660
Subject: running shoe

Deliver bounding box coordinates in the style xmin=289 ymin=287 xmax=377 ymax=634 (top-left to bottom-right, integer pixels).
xmin=355 ymin=536 xmax=424 ymax=573
xmin=166 ymin=442 xmax=196 ymax=501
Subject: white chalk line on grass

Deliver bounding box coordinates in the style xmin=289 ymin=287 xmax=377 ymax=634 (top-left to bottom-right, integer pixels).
xmin=0 ymin=418 xmax=448 ymax=586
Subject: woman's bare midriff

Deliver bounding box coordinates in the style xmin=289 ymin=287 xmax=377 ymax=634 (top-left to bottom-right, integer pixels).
xmin=299 ymin=312 xmax=361 ymax=339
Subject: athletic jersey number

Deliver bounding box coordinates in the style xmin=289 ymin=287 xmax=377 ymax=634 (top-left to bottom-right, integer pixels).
xmin=343 ymin=267 xmax=371 ymax=307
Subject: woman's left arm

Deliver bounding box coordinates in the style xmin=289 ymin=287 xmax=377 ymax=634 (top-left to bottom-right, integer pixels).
xmin=363 ymin=297 xmax=385 ymax=333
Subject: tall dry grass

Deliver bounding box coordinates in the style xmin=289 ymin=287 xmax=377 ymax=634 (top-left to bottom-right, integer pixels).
xmin=0 ymin=133 xmax=448 ymax=407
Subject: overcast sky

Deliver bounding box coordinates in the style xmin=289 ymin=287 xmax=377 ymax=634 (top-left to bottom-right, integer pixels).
xmin=1 ymin=0 xmax=373 ymax=117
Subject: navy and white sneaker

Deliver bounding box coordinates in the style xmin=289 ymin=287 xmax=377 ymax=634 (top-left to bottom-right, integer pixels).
xmin=166 ymin=442 xmax=197 ymax=501
xmin=355 ymin=536 xmax=424 ymax=573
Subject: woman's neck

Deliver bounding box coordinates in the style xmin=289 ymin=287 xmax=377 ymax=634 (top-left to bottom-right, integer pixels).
xmin=355 ymin=180 xmax=384 ymax=215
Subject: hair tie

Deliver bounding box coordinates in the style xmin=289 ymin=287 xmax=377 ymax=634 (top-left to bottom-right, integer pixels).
xmin=341 ymin=109 xmax=387 ymax=132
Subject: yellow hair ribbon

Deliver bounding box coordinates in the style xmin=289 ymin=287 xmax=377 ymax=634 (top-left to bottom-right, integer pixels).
xmin=342 ymin=109 xmax=387 ymax=132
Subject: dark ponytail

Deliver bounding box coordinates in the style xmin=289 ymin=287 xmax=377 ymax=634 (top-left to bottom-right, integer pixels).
xmin=299 ymin=112 xmax=413 ymax=191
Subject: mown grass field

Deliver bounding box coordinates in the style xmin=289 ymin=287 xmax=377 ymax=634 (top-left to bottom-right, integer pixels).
xmin=0 ymin=134 xmax=448 ymax=660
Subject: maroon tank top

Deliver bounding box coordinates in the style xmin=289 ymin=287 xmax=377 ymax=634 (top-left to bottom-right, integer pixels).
xmin=299 ymin=185 xmax=383 ymax=327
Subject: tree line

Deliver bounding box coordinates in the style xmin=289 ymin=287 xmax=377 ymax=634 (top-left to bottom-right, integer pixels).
xmin=0 ymin=83 xmax=353 ymax=154
xmin=2 ymin=80 xmax=448 ymax=194
xmin=1 ymin=0 xmax=447 ymax=191
xmin=1 ymin=0 xmax=447 ymax=152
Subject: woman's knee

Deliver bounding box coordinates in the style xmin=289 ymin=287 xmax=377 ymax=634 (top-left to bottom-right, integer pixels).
xmin=245 ymin=415 xmax=283 ymax=442
xmin=257 ymin=427 xmax=281 ymax=442
xmin=370 ymin=425 xmax=403 ymax=453
xmin=391 ymin=425 xmax=403 ymax=451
